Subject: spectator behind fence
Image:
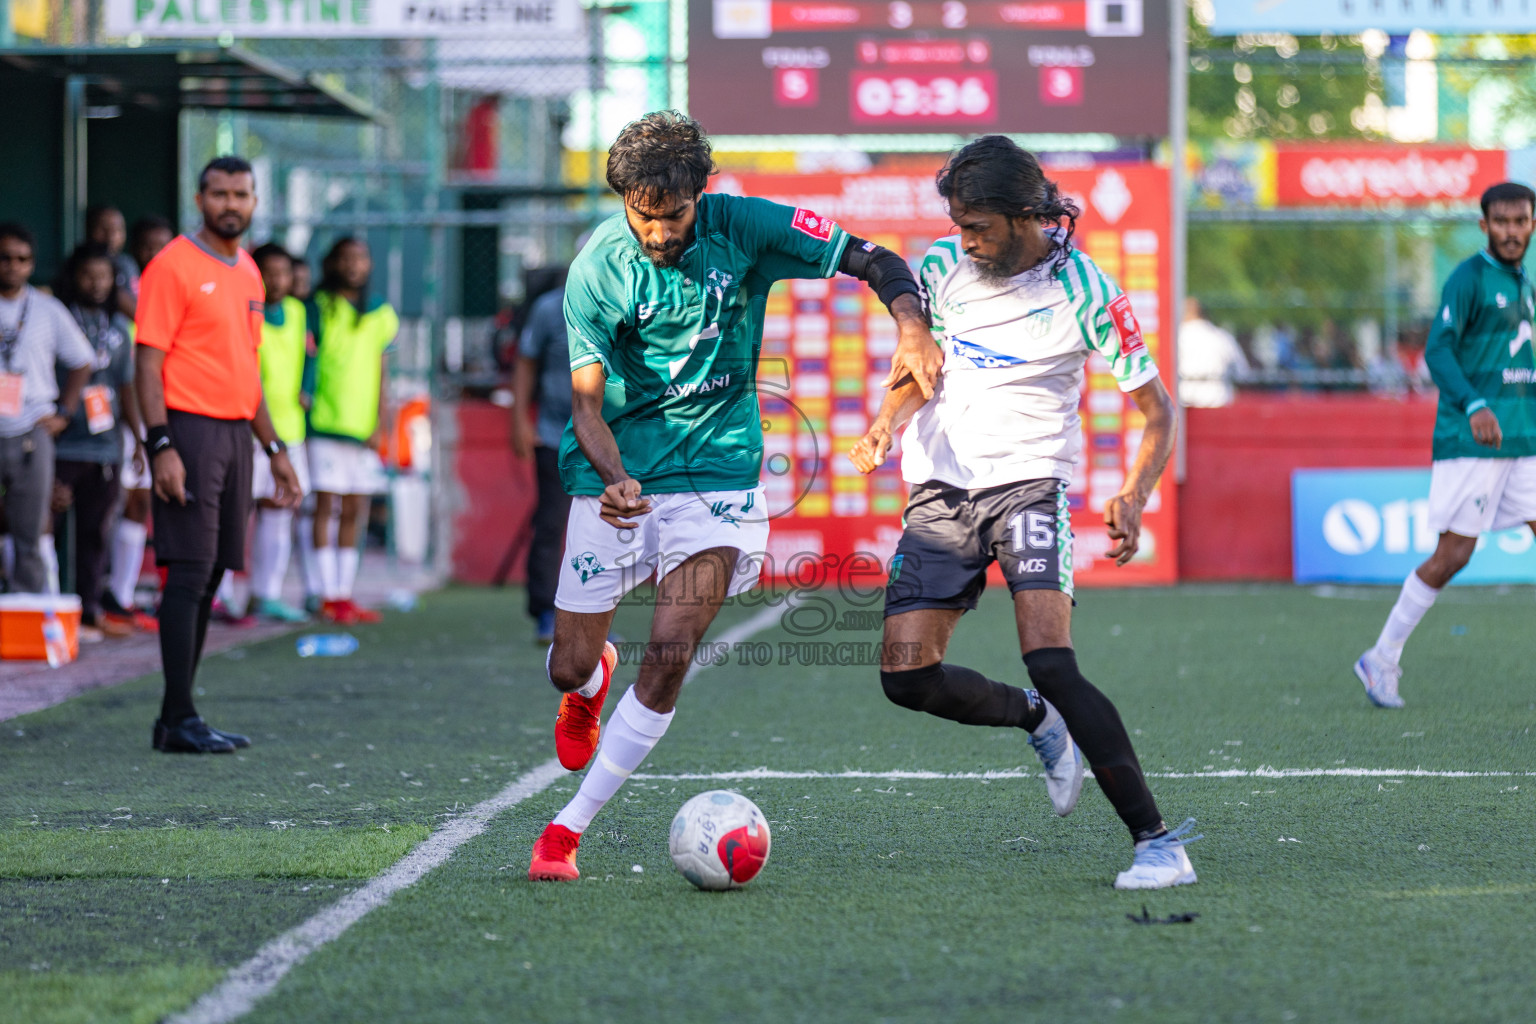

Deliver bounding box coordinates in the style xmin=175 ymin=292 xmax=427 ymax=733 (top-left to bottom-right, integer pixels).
xmin=54 ymin=244 xmax=139 ymax=639
xmin=0 ymin=223 xmax=96 ymax=594
xmin=86 ymin=205 xmax=140 ymax=320
xmin=129 ymin=215 xmax=175 ymax=275
xmin=1177 ymin=297 xmax=1249 ymax=408
xmin=134 ymin=157 xmax=301 ymax=754
xmin=510 ymin=267 xmax=573 ymax=645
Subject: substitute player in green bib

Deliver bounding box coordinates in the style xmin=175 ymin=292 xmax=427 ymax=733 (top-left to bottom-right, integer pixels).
xmin=529 ymin=111 xmax=940 ymax=880
xmin=1356 ymin=182 xmax=1536 ymax=708
xmin=306 ymin=237 xmax=397 ymax=625
xmin=249 ymin=244 xmax=311 ymax=622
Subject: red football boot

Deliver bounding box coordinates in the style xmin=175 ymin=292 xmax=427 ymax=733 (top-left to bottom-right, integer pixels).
xmin=528 ymin=823 xmax=582 ymax=881
xmin=343 ymin=599 xmax=382 ymax=624
xmin=553 ymin=641 xmax=617 ymax=771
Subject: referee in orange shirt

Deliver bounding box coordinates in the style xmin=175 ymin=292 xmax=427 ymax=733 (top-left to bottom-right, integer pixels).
xmin=135 ymin=157 xmax=302 ymax=754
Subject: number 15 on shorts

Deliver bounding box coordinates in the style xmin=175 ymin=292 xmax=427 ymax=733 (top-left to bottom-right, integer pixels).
xmin=1009 ymin=511 xmax=1055 ymax=552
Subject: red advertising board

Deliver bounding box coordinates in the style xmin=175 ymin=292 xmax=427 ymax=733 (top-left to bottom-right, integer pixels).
xmin=1275 ymin=146 xmax=1508 ymax=206
xmin=690 ymin=0 xmax=1169 ymax=136
xmin=713 ymin=162 xmax=1177 ymax=586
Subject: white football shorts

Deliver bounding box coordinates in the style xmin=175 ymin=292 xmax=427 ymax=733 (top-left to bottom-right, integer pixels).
xmin=1427 ymin=455 xmax=1536 ymax=537
xmin=308 ymin=436 xmax=388 ymax=496
xmin=252 ymin=439 xmax=311 ymax=501
xmin=554 ymin=486 xmax=770 ymax=614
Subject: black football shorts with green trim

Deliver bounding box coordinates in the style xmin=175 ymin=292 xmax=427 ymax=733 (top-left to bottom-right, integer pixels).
xmin=883 ymin=478 xmax=1074 ymax=617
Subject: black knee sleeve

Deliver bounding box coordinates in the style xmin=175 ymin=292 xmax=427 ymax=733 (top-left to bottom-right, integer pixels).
xmin=880 ymin=663 xmax=945 ymax=713
xmin=1024 ymin=647 xmax=1165 ymax=842
xmin=881 ymin=662 xmax=1043 ymax=729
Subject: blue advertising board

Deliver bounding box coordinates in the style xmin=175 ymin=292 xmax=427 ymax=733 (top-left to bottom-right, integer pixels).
xmin=1210 ymin=0 xmax=1536 ymax=35
xmin=1292 ymin=468 xmax=1536 ymax=585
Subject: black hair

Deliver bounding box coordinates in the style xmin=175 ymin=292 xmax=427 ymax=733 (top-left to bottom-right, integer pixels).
xmin=936 ymin=136 xmax=1081 ymax=270
xmin=605 ymin=111 xmax=717 ymax=208
xmin=251 ymin=242 xmax=294 ymax=269
xmin=0 ymin=222 xmax=36 ymax=252
xmin=1481 ymin=181 xmax=1536 ymax=217
xmin=85 ymin=204 xmax=123 ymax=232
xmin=318 ymin=236 xmax=369 ymax=300
xmin=130 ymin=214 xmax=174 ymax=244
xmin=55 ymin=242 xmax=117 ymax=309
xmin=198 ymin=155 xmax=255 ymax=192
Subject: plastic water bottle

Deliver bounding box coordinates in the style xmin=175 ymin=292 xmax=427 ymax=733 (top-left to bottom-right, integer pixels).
xmin=42 ymin=610 xmax=69 ymax=668
xmin=295 ymin=633 xmax=359 ymax=658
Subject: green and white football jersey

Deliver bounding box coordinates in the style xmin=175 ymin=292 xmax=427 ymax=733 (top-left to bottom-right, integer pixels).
xmin=905 ymin=237 xmax=1159 ymax=488
xmin=561 ymin=193 xmax=848 ymax=496
xmin=1425 ymin=251 xmax=1536 ymax=461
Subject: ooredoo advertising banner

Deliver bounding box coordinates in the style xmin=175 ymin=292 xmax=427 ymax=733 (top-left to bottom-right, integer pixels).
xmin=1209 ymin=0 xmax=1535 ymax=35
xmin=715 ymin=162 xmax=1177 ymax=586
xmin=1275 ymin=146 xmax=1509 ymax=207
xmin=689 ymin=0 xmax=1170 ymax=136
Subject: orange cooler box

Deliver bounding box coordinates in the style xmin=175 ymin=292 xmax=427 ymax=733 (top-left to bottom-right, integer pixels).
xmin=0 ymin=594 xmax=81 ymax=661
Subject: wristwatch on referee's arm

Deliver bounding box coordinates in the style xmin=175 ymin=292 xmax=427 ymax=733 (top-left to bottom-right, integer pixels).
xmin=264 ymin=437 xmax=287 ymax=458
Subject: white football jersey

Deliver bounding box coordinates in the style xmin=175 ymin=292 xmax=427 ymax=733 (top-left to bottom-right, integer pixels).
xmin=901 ymin=236 xmax=1160 ymax=489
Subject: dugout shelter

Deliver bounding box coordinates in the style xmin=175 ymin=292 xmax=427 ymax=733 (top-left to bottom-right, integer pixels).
xmin=0 ymin=45 xmax=377 ymax=281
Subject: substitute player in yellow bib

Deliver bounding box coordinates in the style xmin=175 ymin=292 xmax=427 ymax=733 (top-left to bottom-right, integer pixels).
xmin=247 ymin=243 xmax=312 ymax=622
xmin=306 ymin=237 xmax=397 ymax=625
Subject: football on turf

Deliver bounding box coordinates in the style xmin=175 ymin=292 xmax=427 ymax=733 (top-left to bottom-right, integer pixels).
xmin=668 ymin=790 xmax=771 ymax=891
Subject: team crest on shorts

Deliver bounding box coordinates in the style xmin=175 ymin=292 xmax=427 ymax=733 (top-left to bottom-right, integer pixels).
xmin=570 ymin=551 xmax=607 ymax=583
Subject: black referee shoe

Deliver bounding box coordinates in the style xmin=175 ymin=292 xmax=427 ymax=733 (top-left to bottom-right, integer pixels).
xmin=209 ymin=725 xmax=251 ymax=749
xmin=153 ymin=716 xmax=237 ymax=754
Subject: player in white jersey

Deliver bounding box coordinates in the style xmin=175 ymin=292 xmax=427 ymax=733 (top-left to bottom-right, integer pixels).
xmin=852 ymin=136 xmax=1199 ymax=889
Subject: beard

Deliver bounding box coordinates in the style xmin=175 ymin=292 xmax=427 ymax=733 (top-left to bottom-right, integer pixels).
xmin=1493 ymin=234 xmax=1530 ymax=264
xmin=205 ymin=210 xmax=249 ymax=241
xmin=642 ymin=239 xmax=687 ymax=268
xmin=972 ymin=225 xmax=1029 ymax=283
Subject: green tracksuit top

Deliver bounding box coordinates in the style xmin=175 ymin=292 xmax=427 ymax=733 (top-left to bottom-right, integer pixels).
xmin=1425 ymin=250 xmax=1536 ymax=460
xmin=560 ymin=192 xmax=848 ymax=496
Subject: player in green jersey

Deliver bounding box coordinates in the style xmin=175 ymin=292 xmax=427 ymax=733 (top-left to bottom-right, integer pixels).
xmin=1356 ymin=182 xmax=1536 ymax=708
xmin=529 ymin=111 xmax=940 ymax=880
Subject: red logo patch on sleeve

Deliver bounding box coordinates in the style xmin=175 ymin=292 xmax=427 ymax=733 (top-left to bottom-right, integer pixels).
xmin=1107 ymin=294 xmax=1145 ymax=357
xmin=792 ymin=208 xmax=835 ymax=241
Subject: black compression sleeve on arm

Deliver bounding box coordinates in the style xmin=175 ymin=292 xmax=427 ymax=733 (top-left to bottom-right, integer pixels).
xmin=838 ymin=235 xmax=922 ymax=312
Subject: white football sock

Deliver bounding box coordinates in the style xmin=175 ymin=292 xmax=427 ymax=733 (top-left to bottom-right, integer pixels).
xmin=546 ymin=644 xmax=605 ymax=698
xmin=338 ymin=546 xmax=360 ymax=600
xmin=317 ymin=547 xmax=340 ymax=601
xmin=1374 ymin=571 xmax=1440 ymax=665
xmin=39 ymin=537 xmax=59 ymax=595
xmin=552 ymin=686 xmax=672 ymax=834
xmin=109 ymin=518 xmax=148 ymax=610
xmin=297 ymin=513 xmax=324 ymax=600
xmin=250 ymin=509 xmax=293 ymax=602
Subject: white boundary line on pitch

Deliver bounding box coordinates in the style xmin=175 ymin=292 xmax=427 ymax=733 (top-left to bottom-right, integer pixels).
xmin=632 ymin=767 xmax=1536 ymax=781
xmin=169 ymin=600 xmax=789 ymax=1024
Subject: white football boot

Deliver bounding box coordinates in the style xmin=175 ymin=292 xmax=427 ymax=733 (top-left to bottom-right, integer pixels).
xmin=1026 ymin=700 xmax=1085 ymax=817
xmin=1354 ymin=648 xmax=1405 ymax=709
xmin=1114 ymin=818 xmax=1201 ymax=890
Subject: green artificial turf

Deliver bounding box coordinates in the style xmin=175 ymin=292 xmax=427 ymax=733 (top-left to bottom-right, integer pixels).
xmin=2 ymin=584 xmax=1534 ymax=1023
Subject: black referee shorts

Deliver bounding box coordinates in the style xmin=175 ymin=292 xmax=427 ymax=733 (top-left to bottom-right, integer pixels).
xmin=883 ymin=478 xmax=1074 ymax=617
xmin=152 ymin=410 xmax=253 ymax=570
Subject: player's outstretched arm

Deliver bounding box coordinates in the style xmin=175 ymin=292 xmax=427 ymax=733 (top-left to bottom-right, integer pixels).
xmin=570 ymin=362 xmax=652 ymax=528
xmin=835 ymin=237 xmax=941 ymax=398
xmin=850 ymin=376 xmax=930 ymax=474
xmin=1104 ymin=376 xmax=1176 ymax=566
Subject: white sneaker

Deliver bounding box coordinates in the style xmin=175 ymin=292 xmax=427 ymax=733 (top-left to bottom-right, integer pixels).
xmin=1026 ymin=701 xmax=1085 ymax=817
xmin=1114 ymin=818 xmax=1201 ymax=890
xmin=1354 ymin=648 xmax=1405 ymax=708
